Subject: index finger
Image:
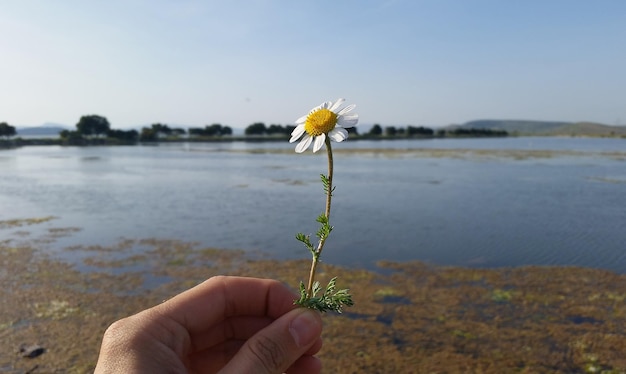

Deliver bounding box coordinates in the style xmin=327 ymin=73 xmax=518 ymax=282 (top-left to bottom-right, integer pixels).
xmin=155 ymin=276 xmax=299 ymax=335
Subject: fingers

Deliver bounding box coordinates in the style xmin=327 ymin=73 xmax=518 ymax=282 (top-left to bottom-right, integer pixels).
xmin=151 ymin=276 xmax=324 ymax=373
xmin=219 ymin=308 xmax=323 ymax=374
xmin=187 ymin=338 xmax=323 ymax=373
xmin=193 ymin=316 xmax=274 ymax=351
xmin=191 ymin=315 xmax=323 ymax=355
xmin=286 ymin=355 xmax=322 ymax=374
xmin=156 ymin=276 xmax=298 ymax=337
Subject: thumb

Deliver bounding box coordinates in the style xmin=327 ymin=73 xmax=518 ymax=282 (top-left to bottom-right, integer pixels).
xmin=220 ymin=308 xmax=322 ymax=374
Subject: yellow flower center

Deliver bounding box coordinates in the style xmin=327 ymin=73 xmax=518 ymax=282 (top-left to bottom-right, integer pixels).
xmin=304 ymin=108 xmax=337 ymax=136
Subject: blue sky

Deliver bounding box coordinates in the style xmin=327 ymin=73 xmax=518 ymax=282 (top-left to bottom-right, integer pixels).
xmin=1 ymin=0 xmax=625 ymax=129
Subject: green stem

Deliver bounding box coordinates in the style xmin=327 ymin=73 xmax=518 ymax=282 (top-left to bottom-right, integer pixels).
xmin=324 ymin=138 xmax=334 ymax=219
xmin=306 ymin=137 xmax=334 ymax=297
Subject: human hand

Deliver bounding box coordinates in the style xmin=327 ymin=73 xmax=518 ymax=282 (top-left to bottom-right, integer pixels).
xmin=94 ymin=276 xmax=323 ymax=373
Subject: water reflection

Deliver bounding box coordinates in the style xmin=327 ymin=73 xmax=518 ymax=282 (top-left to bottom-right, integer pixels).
xmin=1 ymin=138 xmax=625 ymax=273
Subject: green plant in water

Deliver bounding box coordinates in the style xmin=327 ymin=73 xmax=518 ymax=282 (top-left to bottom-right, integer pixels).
xmin=491 ymin=288 xmax=514 ymax=303
xmin=288 ymin=98 xmax=358 ymax=313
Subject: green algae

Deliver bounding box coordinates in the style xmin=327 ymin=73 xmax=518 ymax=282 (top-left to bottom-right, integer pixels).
xmin=0 ymin=216 xmax=57 ymax=229
xmin=1 ymin=224 xmax=625 ymax=373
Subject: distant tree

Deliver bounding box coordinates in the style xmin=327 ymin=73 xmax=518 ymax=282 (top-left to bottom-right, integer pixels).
xmin=266 ymin=124 xmax=286 ymax=135
xmin=384 ymin=126 xmax=397 ymax=136
xmin=188 ymin=127 xmax=203 ymax=137
xmin=369 ymin=124 xmax=383 ymax=136
xmin=127 ymin=129 xmax=140 ymax=141
xmin=221 ymin=126 xmax=233 ymax=136
xmin=76 ymin=115 xmax=110 ymax=137
xmin=171 ymin=128 xmax=186 ymax=137
xmin=407 ymin=126 xmax=434 ymax=136
xmin=448 ymin=128 xmax=508 ymax=137
xmin=205 ymin=123 xmax=225 ymax=136
xmin=139 ymin=127 xmax=157 ymax=142
xmin=151 ymin=123 xmax=172 ymax=138
xmin=285 ymin=125 xmax=296 ymax=135
xmin=245 ymin=122 xmax=267 ymax=135
xmin=188 ymin=124 xmax=231 ymax=137
xmin=346 ymin=127 xmax=358 ymax=135
xmin=107 ymin=129 xmax=138 ymax=142
xmin=0 ymin=122 xmax=16 ymax=138
xmin=59 ymin=129 xmax=85 ymax=145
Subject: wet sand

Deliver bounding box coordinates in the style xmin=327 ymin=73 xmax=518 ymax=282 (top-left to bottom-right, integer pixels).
xmin=1 ymin=218 xmax=625 ymax=373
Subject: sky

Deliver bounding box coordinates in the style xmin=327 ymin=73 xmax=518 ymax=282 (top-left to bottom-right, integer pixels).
xmin=1 ymin=0 xmax=625 ymax=130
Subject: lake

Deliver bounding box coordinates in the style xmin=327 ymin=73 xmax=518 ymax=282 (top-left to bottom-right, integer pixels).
xmin=1 ymin=137 xmax=625 ymax=273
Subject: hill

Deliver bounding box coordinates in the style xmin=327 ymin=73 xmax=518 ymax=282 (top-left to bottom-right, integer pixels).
xmin=454 ymin=120 xmax=626 ymax=137
xmin=17 ymin=124 xmax=67 ymax=137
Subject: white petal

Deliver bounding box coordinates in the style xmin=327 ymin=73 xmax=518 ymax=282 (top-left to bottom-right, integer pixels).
xmin=312 ymin=134 xmax=326 ymax=153
xmin=337 ymin=114 xmax=359 ymax=128
xmin=295 ymin=134 xmax=312 ymax=153
xmin=309 ymin=104 xmax=324 ymax=114
xmin=337 ymin=104 xmax=356 ymax=115
xmin=289 ymin=125 xmax=306 ymax=142
xmin=328 ymin=127 xmax=348 ymax=142
xmin=329 ymin=98 xmax=345 ymax=112
xmin=295 ymin=115 xmax=308 ymax=124
xmin=319 ymin=101 xmax=332 ymax=110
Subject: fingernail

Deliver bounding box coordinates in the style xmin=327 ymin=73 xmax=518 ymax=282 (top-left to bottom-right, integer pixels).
xmin=289 ymin=310 xmax=320 ymax=347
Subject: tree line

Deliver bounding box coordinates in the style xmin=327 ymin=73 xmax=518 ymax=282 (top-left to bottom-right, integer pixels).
xmin=57 ymin=115 xmax=236 ymax=145
xmin=242 ymin=123 xmax=507 ymax=138
xmin=0 ymin=122 xmax=17 ymax=138
xmin=365 ymin=124 xmax=507 ymax=138
xmin=1 ymin=115 xmax=507 ymax=146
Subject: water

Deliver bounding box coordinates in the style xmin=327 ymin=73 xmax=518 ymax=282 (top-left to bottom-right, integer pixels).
xmin=1 ymin=137 xmax=625 ymax=272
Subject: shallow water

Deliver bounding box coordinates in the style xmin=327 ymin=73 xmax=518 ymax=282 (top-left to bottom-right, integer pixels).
xmin=1 ymin=137 xmax=625 ymax=272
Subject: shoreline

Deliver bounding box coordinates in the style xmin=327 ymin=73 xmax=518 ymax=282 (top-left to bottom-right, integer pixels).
xmin=2 ymin=132 xmax=626 ymax=149
xmin=1 ymin=219 xmax=625 ymax=372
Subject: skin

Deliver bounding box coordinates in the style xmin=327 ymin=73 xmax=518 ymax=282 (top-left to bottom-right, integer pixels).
xmin=94 ymin=276 xmax=323 ymax=374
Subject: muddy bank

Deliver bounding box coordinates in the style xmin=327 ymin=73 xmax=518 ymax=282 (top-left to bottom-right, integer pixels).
xmin=1 ymin=219 xmax=625 ymax=373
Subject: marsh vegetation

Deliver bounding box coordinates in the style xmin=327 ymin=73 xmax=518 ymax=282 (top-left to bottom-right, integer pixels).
xmin=1 ymin=218 xmax=625 ymax=373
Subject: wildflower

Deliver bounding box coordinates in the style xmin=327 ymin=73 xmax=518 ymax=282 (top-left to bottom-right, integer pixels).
xmin=289 ymin=98 xmax=359 ymax=153
xmin=290 ymin=99 xmax=356 ymax=313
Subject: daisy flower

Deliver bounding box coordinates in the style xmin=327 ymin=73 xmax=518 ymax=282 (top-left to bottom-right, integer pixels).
xmin=289 ymin=98 xmax=359 ymax=153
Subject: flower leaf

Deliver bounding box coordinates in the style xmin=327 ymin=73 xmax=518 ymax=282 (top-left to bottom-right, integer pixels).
xmin=295 ymin=233 xmax=314 ymax=254
xmin=294 ymin=277 xmax=354 ymax=313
